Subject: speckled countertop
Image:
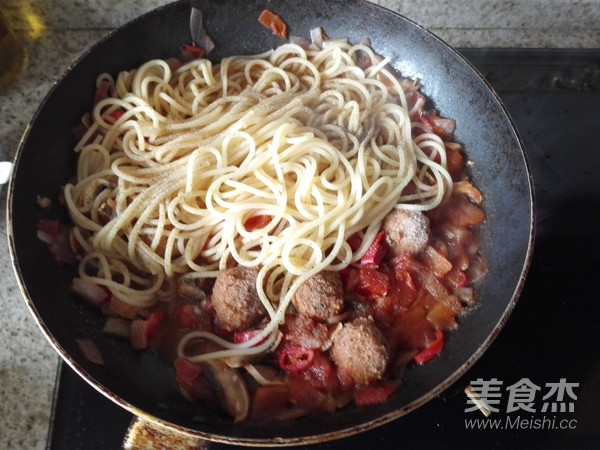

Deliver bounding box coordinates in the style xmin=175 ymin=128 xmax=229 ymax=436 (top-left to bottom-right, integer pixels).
xmin=0 ymin=1 xmax=598 ymax=448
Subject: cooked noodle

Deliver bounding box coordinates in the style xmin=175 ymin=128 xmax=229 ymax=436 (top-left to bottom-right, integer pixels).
xmin=64 ymin=40 xmax=453 ymax=363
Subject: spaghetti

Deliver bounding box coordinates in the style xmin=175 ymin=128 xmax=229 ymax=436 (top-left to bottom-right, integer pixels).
xmin=64 ymin=39 xmax=453 ymax=364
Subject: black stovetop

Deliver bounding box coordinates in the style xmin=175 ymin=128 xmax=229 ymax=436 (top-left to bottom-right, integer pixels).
xmin=47 ymin=49 xmax=600 ymax=450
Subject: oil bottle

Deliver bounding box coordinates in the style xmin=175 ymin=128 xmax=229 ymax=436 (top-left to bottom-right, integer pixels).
xmin=0 ymin=11 xmax=27 ymax=91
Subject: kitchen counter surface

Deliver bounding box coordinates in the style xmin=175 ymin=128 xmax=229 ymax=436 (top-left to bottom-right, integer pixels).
xmin=1 ymin=1 xmax=598 ymax=448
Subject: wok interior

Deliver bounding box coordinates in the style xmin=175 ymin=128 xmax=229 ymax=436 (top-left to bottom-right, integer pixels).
xmin=9 ymin=0 xmax=533 ymax=443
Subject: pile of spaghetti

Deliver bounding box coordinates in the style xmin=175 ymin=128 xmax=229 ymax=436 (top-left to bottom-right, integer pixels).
xmin=64 ymin=35 xmax=453 ymax=362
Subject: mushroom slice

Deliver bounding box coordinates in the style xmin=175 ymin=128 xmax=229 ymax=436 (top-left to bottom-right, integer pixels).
xmin=201 ymin=359 xmax=249 ymax=423
xmin=80 ymin=177 xmax=115 ymax=209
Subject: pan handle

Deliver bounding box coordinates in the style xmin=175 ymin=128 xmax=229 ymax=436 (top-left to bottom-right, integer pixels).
xmin=0 ymin=143 xmax=13 ymax=185
xmin=123 ymin=416 xmax=213 ymax=450
xmin=0 ymin=161 xmax=12 ymax=185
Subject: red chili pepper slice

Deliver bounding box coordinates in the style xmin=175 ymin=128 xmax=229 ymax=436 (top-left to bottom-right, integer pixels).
xmin=212 ymin=323 xmax=233 ymax=340
xmin=413 ymin=329 xmax=445 ymax=365
xmin=360 ymin=232 xmax=387 ymax=268
xmin=278 ymin=346 xmax=315 ymax=373
xmin=243 ymin=214 xmax=271 ymax=231
xmin=233 ymin=328 xmax=268 ymax=346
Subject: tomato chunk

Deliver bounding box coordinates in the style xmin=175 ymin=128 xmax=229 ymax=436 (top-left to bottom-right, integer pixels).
xmin=130 ymin=310 xmax=163 ymax=350
xmin=420 ymin=109 xmax=455 ymax=141
xmin=388 ymin=268 xmax=418 ymax=309
xmin=173 ymin=357 xmax=216 ymax=404
xmin=250 ymin=385 xmax=291 ymax=421
xmin=339 ymin=266 xmax=360 ymax=294
xmin=353 ymin=268 xmax=390 ymax=299
xmin=354 ymin=382 xmax=398 ymax=407
xmin=258 ymin=9 xmax=288 ymax=39
xmin=174 ymin=357 xmax=202 ymax=384
xmin=303 ymin=351 xmax=340 ymax=392
xmin=288 ymin=376 xmax=336 ymax=413
xmin=445 ymin=145 xmax=465 ymax=179
xmin=178 ymin=304 xmax=203 ymax=329
xmin=346 ymin=233 xmax=363 ymax=251
xmin=445 ymin=267 xmax=468 ymax=291
xmin=145 ymin=310 xmax=163 ymax=338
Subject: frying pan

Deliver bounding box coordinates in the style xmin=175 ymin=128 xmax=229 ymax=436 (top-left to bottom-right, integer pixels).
xmin=7 ymin=0 xmax=534 ymax=446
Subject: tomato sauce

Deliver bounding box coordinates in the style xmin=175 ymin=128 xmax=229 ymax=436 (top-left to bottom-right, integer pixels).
xmin=146 ymin=179 xmax=486 ymax=421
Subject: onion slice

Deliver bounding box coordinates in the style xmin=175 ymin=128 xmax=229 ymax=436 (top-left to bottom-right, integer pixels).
xmin=75 ymin=338 xmax=104 ymax=365
xmin=189 ymin=8 xmax=215 ymax=54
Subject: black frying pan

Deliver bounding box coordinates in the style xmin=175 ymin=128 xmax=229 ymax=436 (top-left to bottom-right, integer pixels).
xmin=7 ymin=0 xmax=534 ymax=446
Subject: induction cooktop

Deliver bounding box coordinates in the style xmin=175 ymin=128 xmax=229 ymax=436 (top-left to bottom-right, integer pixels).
xmin=47 ymin=49 xmax=600 ymax=450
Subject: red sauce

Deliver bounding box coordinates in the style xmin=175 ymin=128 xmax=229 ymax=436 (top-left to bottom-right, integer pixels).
xmin=148 ymin=178 xmax=486 ymax=421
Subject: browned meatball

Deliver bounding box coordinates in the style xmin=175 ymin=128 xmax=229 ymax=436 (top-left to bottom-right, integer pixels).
xmin=211 ymin=266 xmax=265 ymax=332
xmin=292 ymin=271 xmax=344 ymax=321
xmin=382 ymin=208 xmax=430 ymax=255
xmin=331 ymin=317 xmax=389 ymax=385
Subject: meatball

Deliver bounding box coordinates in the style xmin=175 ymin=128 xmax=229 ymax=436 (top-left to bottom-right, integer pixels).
xmin=382 ymin=208 xmax=430 ymax=255
xmin=331 ymin=317 xmax=389 ymax=385
xmin=211 ymin=266 xmax=265 ymax=332
xmin=292 ymin=271 xmax=344 ymax=321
